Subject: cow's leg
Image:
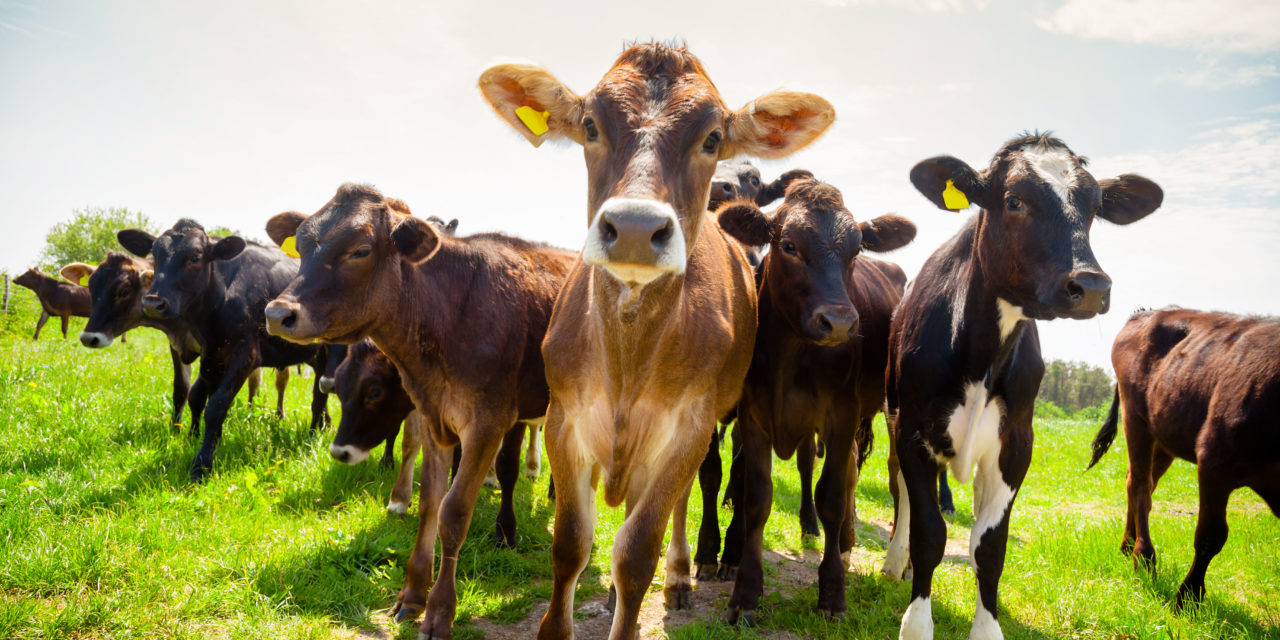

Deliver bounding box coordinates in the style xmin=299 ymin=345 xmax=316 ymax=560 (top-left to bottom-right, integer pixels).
xmin=694 ymin=428 xmax=722 ymax=580
xmin=538 ymin=403 xmax=597 ymax=640
xmin=814 ymin=426 xmax=855 ymax=617
xmin=718 ymin=424 xmax=745 ymax=581
xmin=1175 ymin=467 xmax=1233 ymax=609
xmin=187 ymin=375 xmax=208 ymax=438
xmin=524 ymin=423 xmax=541 ymax=479
xmin=1123 ymin=411 xmax=1158 ymax=567
xmin=725 ymin=417 xmax=772 ymax=625
xmin=797 ymin=436 xmax=820 ymax=538
xmin=663 ymin=478 xmax=696 ymax=609
xmin=246 ymin=368 xmax=261 ymax=408
xmin=380 ymin=428 xmax=399 ymax=469
xmin=191 ymin=360 xmax=253 ymax=482
xmin=895 ymin=432 xmax=945 ymax=640
xmin=968 ymin=443 xmax=1028 ymax=640
xmin=882 ymin=413 xmax=910 ymax=578
xmin=938 ymin=470 xmax=955 ymax=516
xmin=33 ymin=311 xmax=49 ymax=340
xmin=59 ymin=314 xmax=69 ymax=339
xmin=273 ymin=367 xmax=288 ymax=419
xmin=392 ymin=438 xmax=451 ymax=622
xmin=120 ymin=330 xmax=127 ymax=343
xmin=169 ymin=348 xmax=191 ymax=430
xmin=388 ymin=413 xmax=423 ymax=515
xmin=839 ymin=438 xmax=861 ymax=571
xmin=609 ymin=424 xmax=712 ymax=638
xmin=494 ymin=423 xmax=525 ymax=549
xmin=723 ymin=425 xmax=743 ymax=508
xmin=418 ymin=419 xmax=507 ymax=639
xmin=308 ymin=363 xmax=329 ymax=432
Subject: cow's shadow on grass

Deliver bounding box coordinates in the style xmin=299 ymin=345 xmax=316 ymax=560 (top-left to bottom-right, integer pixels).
xmin=1130 ymin=560 xmax=1279 ymax=637
xmin=256 ymin=470 xmax=584 ymax=634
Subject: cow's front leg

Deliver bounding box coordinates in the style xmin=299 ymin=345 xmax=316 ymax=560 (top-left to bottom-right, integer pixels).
xmin=388 ymin=411 xmax=424 ymax=515
xmin=725 ymin=416 xmax=772 ymax=625
xmin=493 ymin=423 xmax=525 ymax=548
xmin=418 ymin=417 xmax=506 ymax=639
xmin=897 ymin=430 xmax=945 ymax=640
xmin=814 ymin=426 xmax=854 ymax=617
xmin=273 ymin=367 xmax=289 ymax=419
xmin=693 ymin=429 xmax=722 ymax=580
xmin=190 ymin=358 xmax=254 ymax=482
xmin=392 ymin=436 xmax=451 ymax=621
xmin=33 ymin=310 xmax=49 ymax=340
xmin=168 ymin=347 xmax=191 ymax=429
xmin=308 ymin=361 xmax=329 ymax=432
xmin=968 ymin=443 xmax=1028 ymax=640
xmin=538 ymin=403 xmax=597 ymax=640
xmin=663 ymin=478 xmax=696 ymax=609
xmin=797 ymin=436 xmax=820 ymax=537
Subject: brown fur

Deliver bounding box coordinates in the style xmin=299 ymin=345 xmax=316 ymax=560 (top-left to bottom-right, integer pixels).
xmin=12 ymin=268 xmax=92 ymax=340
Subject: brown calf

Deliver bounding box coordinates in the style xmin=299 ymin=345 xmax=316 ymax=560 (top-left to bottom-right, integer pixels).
xmin=1089 ymin=308 xmax=1280 ymax=608
xmin=262 ymin=186 xmax=576 ymax=639
xmin=478 ymin=42 xmax=834 ymax=639
xmin=12 ymin=268 xmax=92 ymax=340
xmin=714 ymin=179 xmax=915 ymax=621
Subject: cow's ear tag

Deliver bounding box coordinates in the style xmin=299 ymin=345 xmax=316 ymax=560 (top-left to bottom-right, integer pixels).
xmin=515 ymin=105 xmax=550 ymax=136
xmin=942 ymin=179 xmax=970 ymax=211
xmin=80 ymin=274 xmax=89 ymax=286
xmin=281 ymin=236 xmax=300 ymax=258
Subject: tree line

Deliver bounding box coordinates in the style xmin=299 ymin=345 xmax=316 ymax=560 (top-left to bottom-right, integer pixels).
xmin=1038 ymin=359 xmax=1113 ymax=414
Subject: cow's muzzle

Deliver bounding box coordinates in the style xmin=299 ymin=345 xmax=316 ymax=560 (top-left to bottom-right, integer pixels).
xmin=583 ymin=198 xmax=686 ymax=286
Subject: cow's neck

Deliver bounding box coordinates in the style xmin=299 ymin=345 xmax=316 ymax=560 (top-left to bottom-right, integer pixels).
xmin=955 ymin=219 xmax=1027 ymax=378
xmin=187 ymin=267 xmax=229 ymax=339
xmin=587 ymin=259 xmax=687 ymax=378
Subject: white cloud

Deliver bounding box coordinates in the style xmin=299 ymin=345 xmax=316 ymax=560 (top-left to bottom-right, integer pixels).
xmin=820 ymin=0 xmax=990 ymax=11
xmin=1164 ymin=61 xmax=1280 ymax=89
xmin=1037 ymin=0 xmax=1280 ymax=54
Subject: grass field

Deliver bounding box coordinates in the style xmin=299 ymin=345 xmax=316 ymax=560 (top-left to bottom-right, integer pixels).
xmin=0 ymin=313 xmax=1277 ymax=639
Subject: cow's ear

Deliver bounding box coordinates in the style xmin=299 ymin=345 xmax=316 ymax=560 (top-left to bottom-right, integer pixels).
xmin=909 ymin=156 xmax=988 ymax=212
xmin=478 ymin=64 xmax=586 ymax=147
xmin=211 ymin=236 xmax=246 ymax=261
xmin=726 ymin=91 xmax=835 ymax=160
xmin=757 ymin=169 xmax=815 ymax=206
xmin=445 ymin=219 xmax=459 ymax=235
xmin=717 ymin=200 xmax=774 ymax=247
xmin=60 ymin=262 xmax=96 ymax=286
xmin=118 ymin=229 xmax=156 ymax=258
xmin=391 ymin=216 xmax=441 ymax=263
xmin=140 ymin=269 xmax=154 ymax=290
xmin=1098 ymin=174 xmax=1163 ymax=225
xmin=860 ymin=214 xmax=917 ymax=253
xmin=266 ymin=211 xmax=307 ymax=247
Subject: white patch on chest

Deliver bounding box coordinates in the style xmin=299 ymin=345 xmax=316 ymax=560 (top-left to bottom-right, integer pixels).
xmin=945 ymin=381 xmax=1005 ymax=485
xmin=949 ymin=279 xmax=968 ymax=348
xmin=996 ymin=298 xmax=1025 ymax=341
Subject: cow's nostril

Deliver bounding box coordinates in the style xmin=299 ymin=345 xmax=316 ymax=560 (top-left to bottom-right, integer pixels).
xmin=281 ymin=312 xmax=297 ymax=329
xmin=601 ymin=220 xmax=618 ymax=245
xmin=651 ymin=221 xmax=673 ymax=249
xmin=817 ymin=315 xmax=833 ymax=334
xmin=1065 ymin=280 xmax=1085 ymax=303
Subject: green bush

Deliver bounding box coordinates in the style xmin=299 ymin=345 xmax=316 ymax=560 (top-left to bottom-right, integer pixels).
xmin=36 ymin=207 xmax=157 ymax=273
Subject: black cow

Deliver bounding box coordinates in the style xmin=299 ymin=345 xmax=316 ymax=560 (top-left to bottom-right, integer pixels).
xmin=882 ymin=133 xmax=1162 ymax=639
xmin=117 ymin=220 xmax=329 ymax=481
xmin=1089 ymin=308 xmax=1280 ymax=609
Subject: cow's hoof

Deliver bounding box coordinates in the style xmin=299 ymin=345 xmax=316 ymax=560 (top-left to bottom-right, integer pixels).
xmin=392 ymin=600 xmax=424 ymax=623
xmin=695 ymin=563 xmax=717 ymax=581
xmin=726 ymin=606 xmax=755 ymax=626
xmin=816 ymin=604 xmax=846 ymax=620
xmin=606 ymin=586 xmax=616 ymax=613
xmin=664 ymin=586 xmax=692 ymax=610
xmin=387 ymin=501 xmax=409 ymax=515
xmin=940 ymin=506 xmax=956 ymax=516
xmin=189 ymin=464 xmax=211 ymax=484
xmin=493 ymin=529 xmax=516 ymax=549
xmin=1174 ymin=583 xmax=1204 ymax=612
xmin=417 ymin=612 xmax=452 ymax=639
xmin=717 ymin=564 xmax=738 ymax=581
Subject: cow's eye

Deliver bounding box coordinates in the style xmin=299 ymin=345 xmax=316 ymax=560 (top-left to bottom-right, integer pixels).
xmin=702 ymin=131 xmax=722 ymax=154
xmin=115 ymin=286 xmax=131 ymax=298
xmin=188 ymin=254 xmax=201 ymax=265
xmin=750 ymin=176 xmax=760 ymax=186
xmin=1005 ymin=195 xmax=1023 ymax=211
xmin=350 ymin=246 xmax=372 ymax=260
xmin=366 ymin=386 xmax=383 ymax=403
xmin=781 ymin=240 xmax=798 ymax=256
xmin=583 ymin=117 xmax=598 ymax=142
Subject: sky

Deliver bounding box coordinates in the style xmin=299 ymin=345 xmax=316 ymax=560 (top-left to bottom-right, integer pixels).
xmin=1 ymin=0 xmax=1277 ymax=371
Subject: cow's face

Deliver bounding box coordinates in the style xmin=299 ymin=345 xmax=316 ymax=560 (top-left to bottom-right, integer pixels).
xmin=264 ymin=185 xmax=434 ymax=344
xmin=70 ymin=253 xmax=150 ymax=347
xmin=709 ymin=161 xmax=764 ymax=210
xmin=719 ymin=179 xmax=915 ymax=345
xmin=479 ymin=43 xmax=835 ymax=290
xmin=328 ymin=340 xmax=413 ymax=464
xmin=13 ymin=269 xmax=42 ymax=290
xmin=118 ymin=220 xmax=245 ymax=320
xmin=911 ymin=134 xmax=1163 ymax=320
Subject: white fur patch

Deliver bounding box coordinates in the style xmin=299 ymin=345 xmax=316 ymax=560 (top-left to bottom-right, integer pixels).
xmin=883 ymin=471 xmax=912 ymax=579
xmin=995 ymin=299 xmax=1025 ymax=342
xmin=79 ymin=332 xmax=113 ymax=348
xmin=950 ymin=279 xmax=968 ymax=348
xmin=1022 ymin=146 xmax=1077 ymax=203
xmin=386 ymin=500 xmax=408 ymax=515
xmin=329 ymin=442 xmax=369 ymax=465
xmin=946 ymin=382 xmax=1004 ymax=485
xmin=900 ymin=596 xmax=934 ymax=640
xmin=970 ymin=591 xmax=1004 ymax=640
xmin=583 ymin=197 xmax=686 ymax=286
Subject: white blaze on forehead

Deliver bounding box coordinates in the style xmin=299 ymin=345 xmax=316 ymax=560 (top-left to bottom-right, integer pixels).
xmin=1021 ymin=146 xmax=1080 ymax=211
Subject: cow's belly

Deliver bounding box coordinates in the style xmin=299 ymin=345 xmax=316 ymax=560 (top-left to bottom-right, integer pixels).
xmin=933 ymin=381 xmax=1005 ymax=485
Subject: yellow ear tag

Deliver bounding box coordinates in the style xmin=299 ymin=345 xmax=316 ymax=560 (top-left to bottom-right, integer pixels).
xmin=281 ymin=236 xmax=300 ymax=258
xmin=942 ymin=179 xmax=970 ymax=211
xmin=515 ymin=105 xmax=550 ymax=136
xmin=80 ymin=274 xmax=89 ymax=286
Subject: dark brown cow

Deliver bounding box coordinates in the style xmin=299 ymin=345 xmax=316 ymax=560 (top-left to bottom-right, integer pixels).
xmin=711 ymin=179 xmax=914 ymax=621
xmin=261 ymin=187 xmax=576 ymax=639
xmin=882 ymin=133 xmax=1162 ymax=639
xmin=478 ymin=42 xmax=834 ymax=638
xmin=1088 ymin=308 xmax=1280 ymax=608
xmin=11 ymin=268 xmax=92 ymax=340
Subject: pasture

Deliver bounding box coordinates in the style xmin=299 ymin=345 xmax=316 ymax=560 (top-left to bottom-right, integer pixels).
xmin=0 ymin=315 xmax=1276 ymax=639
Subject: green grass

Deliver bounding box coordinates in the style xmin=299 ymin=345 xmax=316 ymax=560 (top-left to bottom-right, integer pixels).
xmin=0 ymin=315 xmax=1276 ymax=639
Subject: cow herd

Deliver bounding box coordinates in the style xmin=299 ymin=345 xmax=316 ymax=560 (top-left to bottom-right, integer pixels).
xmin=12 ymin=43 xmax=1278 ymax=640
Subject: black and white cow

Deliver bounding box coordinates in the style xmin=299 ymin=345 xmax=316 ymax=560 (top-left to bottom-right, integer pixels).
xmin=882 ymin=133 xmax=1163 ymax=639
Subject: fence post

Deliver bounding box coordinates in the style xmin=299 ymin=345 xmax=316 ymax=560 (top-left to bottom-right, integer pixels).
xmin=2 ymin=274 xmax=8 ymax=313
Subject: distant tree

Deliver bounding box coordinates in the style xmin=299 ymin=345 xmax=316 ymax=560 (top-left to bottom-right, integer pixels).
xmin=37 ymin=207 xmax=157 ymax=273
xmin=1037 ymin=359 xmax=1114 ymax=412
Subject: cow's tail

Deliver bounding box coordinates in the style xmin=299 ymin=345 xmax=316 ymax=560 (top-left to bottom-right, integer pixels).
xmin=1087 ymin=387 xmax=1121 ymax=470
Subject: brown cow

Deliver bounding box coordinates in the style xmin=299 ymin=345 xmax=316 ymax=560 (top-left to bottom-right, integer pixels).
xmin=261 ymin=187 xmax=576 ymax=639
xmin=478 ymin=42 xmax=834 ymax=638
xmin=11 ymin=268 xmax=92 ymax=340
xmin=1088 ymin=308 xmax=1280 ymax=608
xmin=713 ymin=179 xmax=915 ymax=620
